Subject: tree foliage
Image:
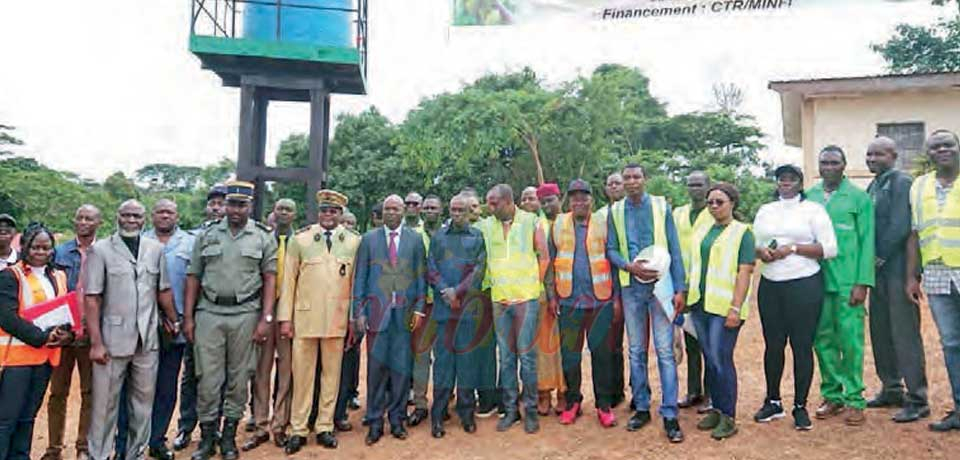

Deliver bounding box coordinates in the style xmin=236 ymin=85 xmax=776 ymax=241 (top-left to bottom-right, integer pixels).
xmin=0 ymin=124 xmax=24 ymax=157
xmin=872 ymin=0 xmax=960 ymax=73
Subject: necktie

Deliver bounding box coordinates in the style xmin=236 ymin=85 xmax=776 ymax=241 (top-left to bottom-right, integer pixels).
xmin=276 ymin=234 xmax=286 ymax=300
xmin=324 ymin=230 xmax=333 ymax=252
xmin=388 ymin=231 xmax=398 ymax=267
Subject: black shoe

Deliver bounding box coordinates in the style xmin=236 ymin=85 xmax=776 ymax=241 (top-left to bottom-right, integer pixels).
xmin=241 ymin=431 xmax=268 ymax=452
xmin=476 ymin=402 xmax=498 ymax=418
xmin=678 ymin=394 xmax=704 ymax=409
xmin=893 ymin=405 xmax=931 ymax=423
xmin=867 ymin=393 xmax=905 ymax=409
xmin=316 ymin=431 xmax=338 ymax=449
xmin=173 ymin=430 xmax=192 ymax=451
xmin=284 ymin=436 xmax=306 ymax=455
xmin=334 ymin=419 xmax=353 ymax=432
xmin=348 ymin=397 xmax=361 ymax=411
xmin=390 ymin=424 xmax=408 ymax=440
xmin=625 ymin=411 xmax=651 ymax=432
xmin=243 ymin=419 xmax=256 ymax=433
xmin=148 ymin=445 xmax=175 ymax=460
xmin=461 ymin=413 xmax=477 ymax=433
xmin=272 ymin=432 xmax=287 ymax=448
xmin=408 ymin=408 xmax=428 ymax=427
xmin=792 ymin=406 xmax=813 ymax=431
xmin=431 ymin=420 xmax=445 ymax=438
xmin=929 ymin=411 xmax=960 ymax=432
xmin=753 ymin=400 xmax=785 ymax=423
xmin=365 ymin=425 xmax=383 ymax=446
xmin=664 ymin=418 xmax=684 ymax=443
xmin=219 ymin=419 xmax=240 ymax=460
xmin=190 ymin=422 xmax=219 ymax=460
xmin=496 ymin=412 xmax=521 ymax=432
xmin=523 ymin=412 xmax=540 ymax=434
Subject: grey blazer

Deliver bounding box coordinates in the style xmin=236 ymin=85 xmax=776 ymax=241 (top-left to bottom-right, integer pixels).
xmin=84 ymin=233 xmax=170 ymax=357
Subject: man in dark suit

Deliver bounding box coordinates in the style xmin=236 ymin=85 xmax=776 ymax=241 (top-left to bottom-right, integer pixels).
xmin=352 ymin=195 xmax=427 ymax=446
xmin=865 ymin=136 xmax=929 ymax=422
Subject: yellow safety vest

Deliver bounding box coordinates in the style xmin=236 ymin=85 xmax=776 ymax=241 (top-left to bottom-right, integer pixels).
xmin=673 ymin=204 xmax=715 ymax=277
xmin=1 ymin=263 xmax=66 ymax=367
xmin=478 ymin=210 xmax=542 ymax=303
xmin=911 ymin=172 xmax=960 ymax=267
xmin=552 ymin=212 xmax=613 ymax=301
xmin=611 ymin=195 xmax=668 ymax=287
xmin=686 ymin=221 xmax=751 ymax=320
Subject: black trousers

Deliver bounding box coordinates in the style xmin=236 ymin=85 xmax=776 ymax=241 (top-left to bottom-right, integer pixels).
xmin=757 ymin=272 xmax=823 ymax=407
xmin=559 ymin=302 xmax=618 ymax=410
xmin=684 ymin=331 xmax=709 ymax=397
xmin=332 ymin=342 xmax=361 ymax=423
xmin=870 ymin=256 xmax=929 ymax=407
xmin=0 ymin=363 xmax=52 ymax=460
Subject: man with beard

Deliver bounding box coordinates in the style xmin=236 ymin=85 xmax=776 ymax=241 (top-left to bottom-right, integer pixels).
xmin=183 ymin=181 xmax=278 ymax=460
xmin=84 ymin=200 xmax=177 ymax=460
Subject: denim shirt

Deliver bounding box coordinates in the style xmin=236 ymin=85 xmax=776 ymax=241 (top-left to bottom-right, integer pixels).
xmin=144 ymin=227 xmax=195 ymax=343
xmin=54 ymin=239 xmax=86 ymax=292
xmin=549 ymin=219 xmax=599 ymax=308
xmin=427 ymin=224 xmax=486 ymax=322
xmin=606 ymin=194 xmax=687 ymax=293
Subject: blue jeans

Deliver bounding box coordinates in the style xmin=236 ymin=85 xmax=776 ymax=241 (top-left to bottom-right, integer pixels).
xmin=493 ymin=300 xmax=540 ymax=415
xmin=928 ymin=288 xmax=960 ymax=411
xmin=621 ymin=284 xmax=679 ymax=419
xmin=691 ymin=307 xmax=741 ymax=418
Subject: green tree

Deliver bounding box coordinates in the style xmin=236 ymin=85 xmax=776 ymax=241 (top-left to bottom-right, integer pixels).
xmin=872 ymin=1 xmax=960 ymax=73
xmin=136 ymin=163 xmax=204 ymax=192
xmin=0 ymin=124 xmax=24 ymax=157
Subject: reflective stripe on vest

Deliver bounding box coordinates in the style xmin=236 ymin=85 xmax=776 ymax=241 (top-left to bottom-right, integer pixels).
xmin=686 ymin=221 xmax=751 ymax=320
xmin=912 ymin=172 xmax=960 ymax=267
xmin=478 ymin=210 xmax=542 ymax=303
xmin=611 ymin=195 xmax=667 ymax=287
xmin=673 ymin=204 xmax=715 ymax=278
xmin=552 ymin=212 xmax=613 ymax=301
xmin=0 ymin=264 xmax=66 ymax=367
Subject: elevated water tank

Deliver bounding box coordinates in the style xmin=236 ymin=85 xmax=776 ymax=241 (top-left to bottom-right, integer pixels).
xmin=243 ymin=0 xmax=353 ymax=48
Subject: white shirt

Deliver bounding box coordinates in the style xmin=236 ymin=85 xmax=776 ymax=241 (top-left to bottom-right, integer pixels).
xmin=29 ymin=264 xmax=56 ymax=299
xmin=0 ymin=248 xmax=17 ymax=270
xmin=752 ymin=196 xmax=838 ymax=282
xmin=384 ymin=224 xmax=403 ymax=254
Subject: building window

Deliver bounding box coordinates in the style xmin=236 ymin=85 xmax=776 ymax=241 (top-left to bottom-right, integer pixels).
xmin=877 ymin=122 xmax=925 ymax=170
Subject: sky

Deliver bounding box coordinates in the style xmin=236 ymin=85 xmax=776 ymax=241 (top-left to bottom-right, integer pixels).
xmin=0 ymin=0 xmax=950 ymax=182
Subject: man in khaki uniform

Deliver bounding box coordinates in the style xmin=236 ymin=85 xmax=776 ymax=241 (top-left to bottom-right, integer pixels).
xmin=183 ymin=181 xmax=278 ymax=460
xmin=243 ymin=199 xmax=296 ymax=451
xmin=280 ymin=190 xmax=360 ymax=453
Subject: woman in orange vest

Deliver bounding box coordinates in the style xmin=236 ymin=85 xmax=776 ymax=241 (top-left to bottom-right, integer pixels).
xmin=0 ymin=223 xmax=73 ymax=460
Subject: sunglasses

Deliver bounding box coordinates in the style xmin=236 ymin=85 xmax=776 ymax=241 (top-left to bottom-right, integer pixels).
xmin=404 ymin=201 xmax=420 ymax=206
xmin=706 ymin=199 xmax=728 ymax=207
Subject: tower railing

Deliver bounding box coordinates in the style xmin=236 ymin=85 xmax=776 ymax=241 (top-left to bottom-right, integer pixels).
xmin=190 ymin=0 xmax=368 ymax=78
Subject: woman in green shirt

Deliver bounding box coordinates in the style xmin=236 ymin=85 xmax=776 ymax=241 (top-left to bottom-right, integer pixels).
xmin=685 ymin=183 xmax=756 ymax=439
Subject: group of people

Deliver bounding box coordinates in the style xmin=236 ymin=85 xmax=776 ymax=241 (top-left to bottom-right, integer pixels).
xmin=1 ymin=128 xmax=960 ymax=460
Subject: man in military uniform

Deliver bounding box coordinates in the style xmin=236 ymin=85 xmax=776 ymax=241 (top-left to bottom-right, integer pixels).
xmin=281 ymin=190 xmax=360 ymax=453
xmin=183 ymin=181 xmax=278 ymax=460
xmin=176 ymin=184 xmax=229 ymax=451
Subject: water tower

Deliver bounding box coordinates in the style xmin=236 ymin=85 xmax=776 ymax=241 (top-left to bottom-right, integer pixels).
xmin=189 ymin=0 xmax=368 ymax=221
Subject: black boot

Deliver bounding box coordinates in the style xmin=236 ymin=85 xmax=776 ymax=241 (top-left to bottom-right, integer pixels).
xmin=191 ymin=422 xmax=219 ymax=460
xmin=219 ymin=419 xmax=240 ymax=460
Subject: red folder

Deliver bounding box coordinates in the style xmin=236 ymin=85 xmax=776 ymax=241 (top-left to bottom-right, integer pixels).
xmin=19 ymin=291 xmax=82 ymax=334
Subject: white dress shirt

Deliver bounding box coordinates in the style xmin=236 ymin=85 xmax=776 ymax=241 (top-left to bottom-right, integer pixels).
xmin=752 ymin=196 xmax=838 ymax=282
xmin=384 ymin=224 xmax=403 ymax=254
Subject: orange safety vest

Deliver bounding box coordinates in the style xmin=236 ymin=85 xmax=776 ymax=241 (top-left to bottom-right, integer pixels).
xmin=0 ymin=263 xmax=66 ymax=367
xmin=552 ymin=212 xmax=613 ymax=302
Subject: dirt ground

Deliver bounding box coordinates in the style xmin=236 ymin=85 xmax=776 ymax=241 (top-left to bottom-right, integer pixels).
xmin=31 ymin=304 xmax=960 ymax=460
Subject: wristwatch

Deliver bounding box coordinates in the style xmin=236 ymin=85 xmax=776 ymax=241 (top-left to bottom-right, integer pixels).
xmin=264 ymin=314 xmax=274 ymax=324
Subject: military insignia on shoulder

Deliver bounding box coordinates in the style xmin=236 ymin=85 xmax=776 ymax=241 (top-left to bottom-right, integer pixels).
xmin=296 ymin=225 xmax=312 ymax=235
xmin=254 ymin=221 xmax=272 ymax=232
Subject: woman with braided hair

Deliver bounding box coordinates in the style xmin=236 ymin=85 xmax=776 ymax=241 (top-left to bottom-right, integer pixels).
xmin=0 ymin=223 xmax=74 ymax=460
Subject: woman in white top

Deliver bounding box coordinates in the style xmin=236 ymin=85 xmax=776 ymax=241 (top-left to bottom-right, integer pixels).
xmin=751 ymin=165 xmax=837 ymax=431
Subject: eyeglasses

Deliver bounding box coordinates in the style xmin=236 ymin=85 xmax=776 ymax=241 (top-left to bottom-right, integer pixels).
xmin=404 ymin=201 xmax=420 ymax=206
xmin=706 ymin=199 xmax=728 ymax=207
